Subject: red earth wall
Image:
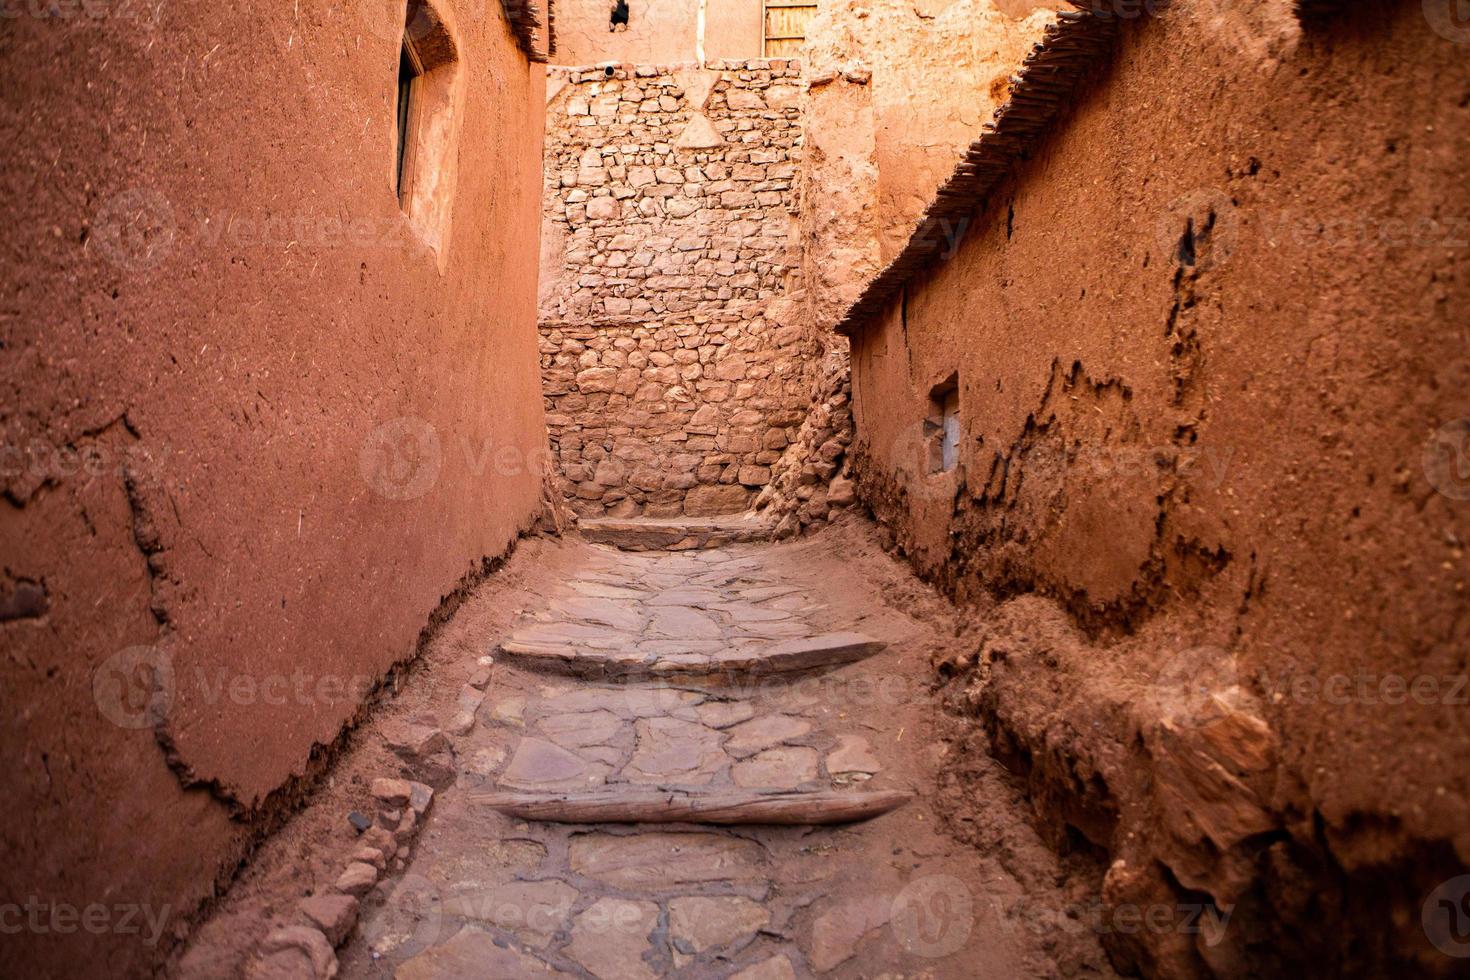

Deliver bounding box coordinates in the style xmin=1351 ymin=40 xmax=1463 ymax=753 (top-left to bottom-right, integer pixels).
xmin=0 ymin=2 xmax=548 ymax=975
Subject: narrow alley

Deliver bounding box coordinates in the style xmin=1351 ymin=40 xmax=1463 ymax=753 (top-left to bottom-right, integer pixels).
xmin=7 ymin=1 xmax=1468 ymax=978
xmin=180 ymin=521 xmax=1117 ymax=979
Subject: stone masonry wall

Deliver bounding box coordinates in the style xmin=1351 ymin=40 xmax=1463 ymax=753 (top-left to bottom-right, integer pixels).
xmin=539 ymin=60 xmax=818 ymax=519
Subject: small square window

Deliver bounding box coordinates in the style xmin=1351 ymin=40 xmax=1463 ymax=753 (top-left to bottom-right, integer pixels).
xmin=926 ymin=375 xmax=960 ymax=474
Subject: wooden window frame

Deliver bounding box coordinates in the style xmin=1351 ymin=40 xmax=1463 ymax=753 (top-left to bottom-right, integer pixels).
xmin=396 ymin=38 xmax=426 ymax=212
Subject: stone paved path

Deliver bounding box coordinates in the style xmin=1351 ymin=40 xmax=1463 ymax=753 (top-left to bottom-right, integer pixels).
xmin=337 ymin=537 xmax=1076 ymax=979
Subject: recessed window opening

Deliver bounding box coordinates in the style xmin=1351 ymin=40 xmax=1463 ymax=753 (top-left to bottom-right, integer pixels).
xmin=396 ymin=41 xmax=423 ymax=207
xmin=926 ymin=374 xmax=960 ymax=474
xmin=610 ymin=0 xmax=629 ymax=32
xmin=388 ymin=0 xmax=462 ymax=265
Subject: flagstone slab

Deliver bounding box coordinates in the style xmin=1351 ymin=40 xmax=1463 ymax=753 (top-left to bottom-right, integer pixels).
xmin=394 ymin=925 xmax=571 ymax=979
xmin=625 ymin=716 xmax=727 ymax=784
xmin=567 ymin=898 xmax=661 ymax=980
xmin=732 ymin=747 xmax=820 ymax=790
xmin=440 ymin=880 xmax=579 ymax=947
xmin=536 ymin=709 xmax=625 ymax=749
xmin=669 ymin=896 xmax=769 ymax=953
xmin=568 ymin=832 xmax=767 ymax=887
xmin=725 ymin=715 xmax=813 ymax=758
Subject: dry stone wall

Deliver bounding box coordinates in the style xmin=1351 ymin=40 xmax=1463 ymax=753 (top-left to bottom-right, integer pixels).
xmin=539 ymin=60 xmax=819 ymax=519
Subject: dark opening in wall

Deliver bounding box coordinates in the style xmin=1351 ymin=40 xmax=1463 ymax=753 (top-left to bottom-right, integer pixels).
xmin=396 ymin=42 xmax=422 ymax=205
xmin=610 ymin=0 xmax=629 ymax=32
xmin=390 ymin=0 xmax=463 ymax=264
xmin=927 ymin=374 xmax=960 ymax=474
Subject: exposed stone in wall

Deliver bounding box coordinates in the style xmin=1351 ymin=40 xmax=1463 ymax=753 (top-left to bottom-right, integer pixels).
xmin=541 ymin=310 xmax=817 ymax=517
xmin=540 ymin=60 xmax=816 ymax=518
xmin=739 ymin=1 xmax=1059 ymax=539
xmin=753 ymin=350 xmax=857 ymax=536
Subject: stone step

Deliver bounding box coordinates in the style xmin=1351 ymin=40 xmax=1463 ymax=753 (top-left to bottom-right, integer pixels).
xmin=497 ymin=631 xmax=887 ymax=680
xmin=578 ymin=513 xmax=775 ymax=551
xmin=473 ymin=788 xmax=912 ymax=825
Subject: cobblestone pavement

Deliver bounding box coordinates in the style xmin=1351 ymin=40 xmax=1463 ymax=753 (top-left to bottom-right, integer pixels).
xmin=336 ymin=538 xmax=1098 ymax=979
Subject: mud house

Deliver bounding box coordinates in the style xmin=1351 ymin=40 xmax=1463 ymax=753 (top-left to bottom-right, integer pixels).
xmin=837 ymin=2 xmax=1470 ymax=974
xmin=2 ymin=1 xmax=551 ymax=975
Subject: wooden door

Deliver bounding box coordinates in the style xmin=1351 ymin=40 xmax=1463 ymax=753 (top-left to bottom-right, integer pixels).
xmin=763 ymin=0 xmax=816 ymax=57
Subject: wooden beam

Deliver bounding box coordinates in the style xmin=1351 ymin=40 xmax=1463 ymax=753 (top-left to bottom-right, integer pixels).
xmin=473 ymin=789 xmax=913 ymax=825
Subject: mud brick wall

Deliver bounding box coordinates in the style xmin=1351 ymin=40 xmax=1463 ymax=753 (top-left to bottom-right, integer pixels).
xmin=539 ymin=60 xmax=819 ymax=518
xmin=1 ymin=2 xmax=549 ymax=976
xmin=844 ymin=1 xmax=1470 ymax=975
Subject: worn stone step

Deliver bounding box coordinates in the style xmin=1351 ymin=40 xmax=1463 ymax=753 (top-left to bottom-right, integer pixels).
xmin=497 ymin=631 xmax=887 ymax=680
xmin=578 ymin=513 xmax=775 ymax=551
xmin=473 ymin=788 xmax=912 ymax=825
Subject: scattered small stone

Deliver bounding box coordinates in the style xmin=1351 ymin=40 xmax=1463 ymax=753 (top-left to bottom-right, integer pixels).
xmin=351 ymin=846 xmax=386 ymax=871
xmin=382 ymin=722 xmax=448 ymax=762
xmin=298 ymin=894 xmax=359 ymax=947
xmin=362 ymin=827 xmax=396 ymax=859
xmin=346 ymin=811 xmax=371 ymax=834
xmin=333 ymin=862 xmax=378 ymax=898
xmin=407 ymin=781 xmax=434 ymax=815
xmin=394 ymin=808 xmax=418 ymax=843
xmin=447 ymin=684 xmax=486 ymax=735
xmin=468 ymin=664 xmax=494 ymax=690
xmin=257 ymin=926 xmax=337 ymax=979
xmin=377 ymin=808 xmax=401 ymax=831
xmin=370 ymin=778 xmax=412 ymax=807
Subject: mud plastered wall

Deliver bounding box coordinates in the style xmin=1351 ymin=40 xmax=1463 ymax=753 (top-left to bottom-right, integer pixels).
xmin=540 ymin=61 xmax=819 ymax=518
xmin=751 ymin=0 xmax=1056 ymax=534
xmin=553 ymin=0 xmax=763 ymax=67
xmin=847 ymin=1 xmax=1470 ymax=974
xmin=0 ymin=2 xmax=548 ymax=975
xmin=797 ymin=0 xmax=1057 ymax=323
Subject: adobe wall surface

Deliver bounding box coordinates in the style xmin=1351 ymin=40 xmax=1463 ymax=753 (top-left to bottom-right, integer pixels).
xmin=799 ymin=0 xmax=1057 ymax=300
xmin=540 ymin=61 xmax=818 ymax=518
xmin=553 ymin=0 xmax=763 ymax=66
xmin=0 ymin=2 xmax=548 ymax=975
xmin=847 ymin=0 xmax=1470 ymax=974
xmin=750 ymin=0 xmax=1057 ymax=536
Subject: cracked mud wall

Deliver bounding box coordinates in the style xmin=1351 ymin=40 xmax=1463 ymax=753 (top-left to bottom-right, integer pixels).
xmin=1 ymin=2 xmax=547 ymax=975
xmin=848 ymin=0 xmax=1470 ymax=974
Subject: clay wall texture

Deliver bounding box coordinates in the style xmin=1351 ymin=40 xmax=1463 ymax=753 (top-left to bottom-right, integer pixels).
xmin=845 ymin=0 xmax=1470 ymax=973
xmin=795 ymin=0 xmax=1057 ymax=329
xmin=540 ymin=61 xmax=819 ymax=518
xmin=0 ymin=2 xmax=548 ymax=975
xmin=553 ymin=0 xmax=763 ymax=66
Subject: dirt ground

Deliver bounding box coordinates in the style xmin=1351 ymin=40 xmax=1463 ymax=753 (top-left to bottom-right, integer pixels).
xmin=169 ymin=516 xmax=1117 ymax=978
